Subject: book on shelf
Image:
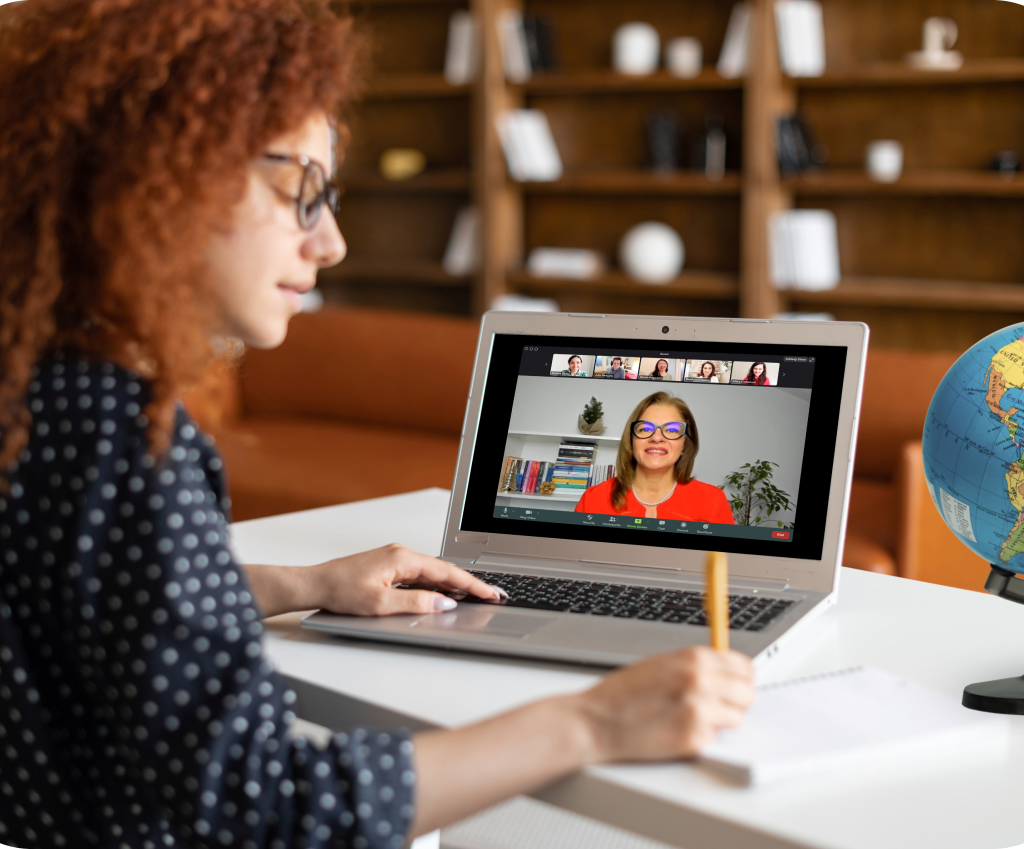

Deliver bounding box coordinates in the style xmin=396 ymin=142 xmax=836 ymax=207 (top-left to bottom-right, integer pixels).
xmin=498 ymin=456 xmax=558 ymax=495
xmin=495 ymin=109 xmax=563 ymax=183
xmin=497 ymin=9 xmax=532 ymax=83
xmin=443 ymin=206 xmax=481 ymax=276
xmin=444 ymin=11 xmax=480 ymax=86
xmin=769 ymin=209 xmax=840 ymax=291
xmin=523 ymin=15 xmax=557 ymax=73
xmin=718 ymin=3 xmax=752 ymax=79
xmin=774 ymin=1 xmax=825 ymax=78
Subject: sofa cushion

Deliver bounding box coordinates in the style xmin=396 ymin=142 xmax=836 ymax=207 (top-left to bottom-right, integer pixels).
xmin=239 ymin=307 xmax=480 ymax=438
xmin=214 ymin=416 xmax=461 ymax=521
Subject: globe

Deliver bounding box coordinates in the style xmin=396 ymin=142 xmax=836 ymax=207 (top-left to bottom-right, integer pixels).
xmin=922 ymin=322 xmax=1024 ymax=571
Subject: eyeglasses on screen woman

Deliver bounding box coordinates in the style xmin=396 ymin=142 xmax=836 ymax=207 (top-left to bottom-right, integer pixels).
xmin=631 ymin=420 xmax=687 ymax=440
xmin=261 ymin=152 xmax=341 ymax=231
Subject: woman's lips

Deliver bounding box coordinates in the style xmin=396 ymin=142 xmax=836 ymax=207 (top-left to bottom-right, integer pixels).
xmin=278 ymin=284 xmax=306 ymax=311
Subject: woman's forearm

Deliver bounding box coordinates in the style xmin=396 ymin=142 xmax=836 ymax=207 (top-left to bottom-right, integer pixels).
xmin=409 ymin=692 xmax=598 ymax=837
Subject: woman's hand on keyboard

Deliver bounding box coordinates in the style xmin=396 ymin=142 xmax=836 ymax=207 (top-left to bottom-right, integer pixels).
xmin=578 ymin=646 xmax=756 ymax=761
xmin=243 ymin=545 xmax=504 ymax=618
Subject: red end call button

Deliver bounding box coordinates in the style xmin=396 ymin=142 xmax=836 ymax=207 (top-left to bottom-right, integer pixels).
xmin=772 ymin=531 xmax=791 ymax=540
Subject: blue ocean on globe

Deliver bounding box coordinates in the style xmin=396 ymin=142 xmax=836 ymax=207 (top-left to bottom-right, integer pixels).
xmin=922 ymin=322 xmax=1024 ymax=572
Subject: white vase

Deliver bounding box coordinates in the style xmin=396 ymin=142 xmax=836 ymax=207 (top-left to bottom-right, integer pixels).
xmin=619 ymin=222 xmax=685 ymax=284
xmin=613 ymin=23 xmax=660 ymax=75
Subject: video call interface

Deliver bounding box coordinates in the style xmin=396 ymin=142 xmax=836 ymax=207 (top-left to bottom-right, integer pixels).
xmin=461 ymin=334 xmax=847 ymax=561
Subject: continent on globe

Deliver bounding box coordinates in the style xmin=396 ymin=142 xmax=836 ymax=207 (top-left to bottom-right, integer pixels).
xmin=984 ymin=336 xmax=1024 ymax=562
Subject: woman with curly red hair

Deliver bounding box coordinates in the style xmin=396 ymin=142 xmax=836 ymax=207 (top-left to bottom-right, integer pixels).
xmin=0 ymin=1 xmax=754 ymax=847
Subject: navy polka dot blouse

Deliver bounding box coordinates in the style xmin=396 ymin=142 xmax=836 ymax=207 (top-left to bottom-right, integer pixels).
xmin=0 ymin=356 xmax=415 ymax=848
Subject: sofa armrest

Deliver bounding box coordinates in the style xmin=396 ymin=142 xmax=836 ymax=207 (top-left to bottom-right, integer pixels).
xmin=895 ymin=440 xmax=990 ymax=591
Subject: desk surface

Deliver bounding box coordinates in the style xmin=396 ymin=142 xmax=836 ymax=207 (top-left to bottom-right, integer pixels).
xmin=233 ymin=489 xmax=1024 ymax=849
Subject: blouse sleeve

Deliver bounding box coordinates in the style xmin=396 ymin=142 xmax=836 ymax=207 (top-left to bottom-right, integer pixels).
xmin=33 ymin=366 xmax=416 ymax=848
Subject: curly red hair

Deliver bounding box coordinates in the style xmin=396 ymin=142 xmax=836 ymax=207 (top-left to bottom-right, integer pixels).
xmin=0 ymin=0 xmax=365 ymax=473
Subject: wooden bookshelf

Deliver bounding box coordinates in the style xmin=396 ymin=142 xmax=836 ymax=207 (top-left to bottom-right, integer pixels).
xmin=323 ymin=0 xmax=1024 ymax=347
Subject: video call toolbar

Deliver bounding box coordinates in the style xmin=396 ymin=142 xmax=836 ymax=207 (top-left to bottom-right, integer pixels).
xmin=518 ymin=348 xmax=816 ymax=389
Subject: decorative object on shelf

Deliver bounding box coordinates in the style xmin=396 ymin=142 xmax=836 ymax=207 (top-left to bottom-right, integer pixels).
xmin=776 ymin=114 xmax=826 ymax=174
xmin=498 ymin=455 xmax=522 ymax=493
xmin=497 ymin=9 xmax=532 ymax=83
xmin=444 ymin=11 xmax=480 ymax=86
xmin=769 ymin=210 xmax=840 ymax=291
xmin=538 ymin=481 xmax=557 ymax=496
xmin=495 ymin=109 xmax=563 ymax=182
xmin=646 ymin=110 xmax=682 ymax=172
xmin=692 ymin=118 xmax=727 ymax=182
xmin=865 ymin=140 xmax=903 ymax=183
xmin=619 ymin=222 xmax=685 ymax=285
xmin=717 ymin=3 xmax=752 ymax=79
xmin=775 ymin=1 xmax=825 ymax=78
xmin=526 ymin=248 xmax=605 ymax=281
xmin=991 ymin=150 xmax=1021 ymax=176
xmin=906 ymin=17 xmax=963 ymax=71
xmin=491 ymin=293 xmax=559 ymax=312
xmin=612 ymin=22 xmax=660 ymax=76
xmin=578 ymin=397 xmax=607 ymax=436
xmin=443 ymin=207 xmax=481 ymax=276
xmin=379 ymin=148 xmax=426 ymax=182
xmin=722 ymin=460 xmax=795 ymax=527
xmin=665 ymin=37 xmax=702 ymax=78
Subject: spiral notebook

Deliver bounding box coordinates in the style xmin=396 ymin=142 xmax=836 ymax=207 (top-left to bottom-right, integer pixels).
xmin=700 ymin=667 xmax=1010 ymax=785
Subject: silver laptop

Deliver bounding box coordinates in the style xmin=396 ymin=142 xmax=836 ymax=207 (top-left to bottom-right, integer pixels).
xmin=303 ymin=312 xmax=868 ymax=666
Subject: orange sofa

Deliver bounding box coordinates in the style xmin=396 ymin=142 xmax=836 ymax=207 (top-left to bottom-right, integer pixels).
xmin=844 ymin=348 xmax=991 ymax=591
xmin=184 ymin=306 xmax=481 ymax=522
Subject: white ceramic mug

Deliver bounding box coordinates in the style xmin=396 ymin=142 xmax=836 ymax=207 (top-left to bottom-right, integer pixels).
xmin=923 ymin=17 xmax=958 ymax=55
xmin=665 ymin=37 xmax=702 ymax=78
xmin=866 ymin=140 xmax=904 ymax=183
xmin=612 ymin=22 xmax=660 ymax=75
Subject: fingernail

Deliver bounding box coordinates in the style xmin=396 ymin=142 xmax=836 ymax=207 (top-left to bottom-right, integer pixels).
xmin=434 ymin=596 xmax=458 ymax=611
xmin=490 ymin=585 xmax=509 ymax=599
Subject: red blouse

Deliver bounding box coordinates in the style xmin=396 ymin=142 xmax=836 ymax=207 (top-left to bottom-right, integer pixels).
xmin=574 ymin=478 xmax=736 ymax=523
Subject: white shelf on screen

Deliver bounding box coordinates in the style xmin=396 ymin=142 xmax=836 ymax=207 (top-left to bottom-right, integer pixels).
xmin=494 ymin=491 xmax=584 ymax=502
xmin=507 ymin=429 xmax=621 ymax=444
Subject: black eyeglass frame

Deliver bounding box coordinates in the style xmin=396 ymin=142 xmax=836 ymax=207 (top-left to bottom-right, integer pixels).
xmin=631 ymin=420 xmax=688 ymax=440
xmin=262 ymin=153 xmax=341 ymax=231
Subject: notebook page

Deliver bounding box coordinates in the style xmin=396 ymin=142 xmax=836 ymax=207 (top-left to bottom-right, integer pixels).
xmin=700 ymin=667 xmax=1009 ymax=785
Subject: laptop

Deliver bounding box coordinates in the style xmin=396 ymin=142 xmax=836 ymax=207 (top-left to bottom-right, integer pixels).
xmin=303 ymin=312 xmax=868 ymax=666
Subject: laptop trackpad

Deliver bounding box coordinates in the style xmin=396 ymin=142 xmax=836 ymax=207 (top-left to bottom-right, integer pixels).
xmin=412 ymin=609 xmax=550 ymax=640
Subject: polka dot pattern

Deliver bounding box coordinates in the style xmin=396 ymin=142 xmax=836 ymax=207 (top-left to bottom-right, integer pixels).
xmin=0 ymin=356 xmax=415 ymax=848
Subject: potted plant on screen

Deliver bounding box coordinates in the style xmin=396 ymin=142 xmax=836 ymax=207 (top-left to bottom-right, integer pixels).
xmin=722 ymin=460 xmax=795 ymax=527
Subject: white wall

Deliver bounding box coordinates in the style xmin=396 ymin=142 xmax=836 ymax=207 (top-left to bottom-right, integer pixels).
xmin=504 ymin=376 xmax=812 ymax=523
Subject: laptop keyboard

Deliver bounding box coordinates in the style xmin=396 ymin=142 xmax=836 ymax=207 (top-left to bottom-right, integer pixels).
xmin=457 ymin=570 xmax=796 ymax=632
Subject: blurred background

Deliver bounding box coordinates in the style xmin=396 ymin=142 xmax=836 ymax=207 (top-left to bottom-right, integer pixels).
xmin=195 ymin=0 xmax=1024 ymax=590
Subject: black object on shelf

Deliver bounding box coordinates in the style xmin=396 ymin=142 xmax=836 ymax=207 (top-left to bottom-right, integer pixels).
xmin=962 ymin=565 xmax=1024 ymax=714
xmin=776 ymin=114 xmax=827 ymax=174
xmin=523 ymin=16 xmax=558 ymax=72
xmin=990 ymin=150 xmax=1021 ymax=175
xmin=646 ymin=110 xmax=683 ymax=172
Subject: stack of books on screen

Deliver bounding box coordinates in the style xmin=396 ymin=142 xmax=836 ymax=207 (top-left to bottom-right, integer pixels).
xmin=589 ymin=464 xmax=616 ymax=487
xmin=498 ymin=457 xmax=556 ymax=495
xmin=552 ymin=442 xmax=596 ymax=495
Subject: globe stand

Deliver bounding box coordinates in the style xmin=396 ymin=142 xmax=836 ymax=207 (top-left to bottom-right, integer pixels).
xmin=962 ymin=566 xmax=1024 ymax=715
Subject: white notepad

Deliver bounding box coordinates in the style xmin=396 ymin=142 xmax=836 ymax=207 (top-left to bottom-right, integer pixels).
xmin=700 ymin=667 xmax=1009 ymax=785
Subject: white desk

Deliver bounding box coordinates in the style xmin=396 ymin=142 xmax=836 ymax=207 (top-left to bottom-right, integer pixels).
xmin=232 ymin=489 xmax=1024 ymax=849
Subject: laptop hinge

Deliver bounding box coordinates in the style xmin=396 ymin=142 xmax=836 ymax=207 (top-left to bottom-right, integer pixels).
xmin=577 ymin=558 xmax=684 ymax=573
xmin=475 ymin=552 xmax=579 ymax=567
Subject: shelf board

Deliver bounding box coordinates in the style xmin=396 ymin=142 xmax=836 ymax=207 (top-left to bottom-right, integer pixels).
xmin=518 ymin=68 xmax=742 ymax=96
xmin=509 ymin=269 xmax=739 ymax=301
xmin=790 ymin=58 xmax=1024 ymax=89
xmin=786 ymin=169 xmax=1024 ymax=197
xmin=522 ymin=170 xmax=741 ymax=196
xmin=786 ymin=277 xmax=1024 ymax=311
xmin=341 ymin=169 xmax=471 ymax=193
xmin=320 ymin=259 xmax=471 ymax=286
xmin=508 ymin=430 xmax=621 ymax=444
xmin=495 ymin=492 xmax=583 ymax=502
xmin=365 ymin=74 xmax=470 ymax=101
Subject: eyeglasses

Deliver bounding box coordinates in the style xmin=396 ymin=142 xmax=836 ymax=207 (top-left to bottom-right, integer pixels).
xmin=631 ymin=420 xmax=687 ymax=440
xmin=261 ymin=153 xmax=341 ymax=231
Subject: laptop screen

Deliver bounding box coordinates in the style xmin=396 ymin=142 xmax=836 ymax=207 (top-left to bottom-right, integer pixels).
xmin=460 ymin=332 xmax=848 ymax=562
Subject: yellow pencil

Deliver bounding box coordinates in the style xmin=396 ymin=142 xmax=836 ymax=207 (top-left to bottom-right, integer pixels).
xmin=705 ymin=551 xmax=729 ymax=651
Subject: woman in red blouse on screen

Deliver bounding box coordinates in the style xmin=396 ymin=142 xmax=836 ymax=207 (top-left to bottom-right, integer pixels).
xmin=742 ymin=362 xmax=771 ymax=385
xmin=574 ymin=392 xmax=735 ymax=523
